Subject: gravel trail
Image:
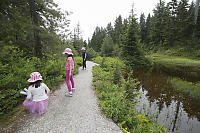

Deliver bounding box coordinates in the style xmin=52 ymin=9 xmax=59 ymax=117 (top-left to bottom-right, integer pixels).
xmin=10 ymin=61 xmax=122 ymax=133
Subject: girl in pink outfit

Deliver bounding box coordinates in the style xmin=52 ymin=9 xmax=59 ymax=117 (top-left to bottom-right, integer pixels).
xmin=23 ymin=72 xmax=50 ymax=115
xmin=63 ymin=48 xmax=75 ymax=96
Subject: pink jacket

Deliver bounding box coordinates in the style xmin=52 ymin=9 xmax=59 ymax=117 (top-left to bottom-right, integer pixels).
xmin=65 ymin=57 xmax=74 ymax=71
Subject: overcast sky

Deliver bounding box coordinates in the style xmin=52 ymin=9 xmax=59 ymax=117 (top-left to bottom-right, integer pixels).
xmin=54 ymin=0 xmax=194 ymax=40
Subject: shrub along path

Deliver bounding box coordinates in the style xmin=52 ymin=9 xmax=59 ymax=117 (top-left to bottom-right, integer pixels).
xmin=1 ymin=61 xmax=122 ymax=133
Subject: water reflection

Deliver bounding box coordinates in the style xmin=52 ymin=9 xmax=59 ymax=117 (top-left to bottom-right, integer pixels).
xmin=132 ymin=65 xmax=200 ymax=133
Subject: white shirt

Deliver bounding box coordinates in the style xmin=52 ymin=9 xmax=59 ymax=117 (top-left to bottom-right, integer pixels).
xmin=26 ymin=83 xmax=50 ymax=101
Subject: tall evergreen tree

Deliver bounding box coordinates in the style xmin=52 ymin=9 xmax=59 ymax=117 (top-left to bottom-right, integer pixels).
xmin=113 ymin=15 xmax=123 ymax=45
xmin=139 ymin=13 xmax=146 ymax=43
xmin=89 ymin=26 xmax=106 ymax=52
xmin=144 ymin=14 xmax=152 ymax=46
xmin=0 ymin=0 xmax=69 ymax=57
xmin=185 ymin=2 xmax=195 ymax=39
xmin=176 ymin=0 xmax=190 ymax=40
xmin=122 ymin=18 xmax=150 ymax=66
xmin=151 ymin=1 xmax=172 ymax=47
xmin=101 ymin=36 xmax=114 ymax=56
xmin=106 ymin=22 xmax=114 ymax=38
xmin=195 ymin=5 xmax=200 ymax=39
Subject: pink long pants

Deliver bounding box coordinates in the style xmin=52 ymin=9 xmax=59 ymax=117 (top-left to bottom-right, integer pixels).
xmin=66 ymin=70 xmax=74 ymax=92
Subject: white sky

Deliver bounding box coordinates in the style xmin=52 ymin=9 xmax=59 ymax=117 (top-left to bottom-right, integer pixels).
xmin=54 ymin=0 xmax=194 ymax=40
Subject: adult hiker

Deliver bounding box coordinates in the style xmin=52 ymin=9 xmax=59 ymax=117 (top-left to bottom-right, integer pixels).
xmin=81 ymin=47 xmax=88 ymax=70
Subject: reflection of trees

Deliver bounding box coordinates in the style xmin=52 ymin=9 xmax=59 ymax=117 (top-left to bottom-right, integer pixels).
xmin=172 ymin=101 xmax=180 ymax=132
xmin=158 ymin=64 xmax=200 ymax=83
xmin=131 ymin=65 xmax=200 ymax=121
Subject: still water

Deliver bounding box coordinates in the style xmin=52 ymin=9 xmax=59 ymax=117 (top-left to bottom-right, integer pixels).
xmin=132 ymin=65 xmax=200 ymax=133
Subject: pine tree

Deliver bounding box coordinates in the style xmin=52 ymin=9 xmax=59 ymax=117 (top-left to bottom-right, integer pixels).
xmin=139 ymin=13 xmax=146 ymax=43
xmin=144 ymin=14 xmax=152 ymax=46
xmin=106 ymin=22 xmax=114 ymax=38
xmin=89 ymin=26 xmax=106 ymax=52
xmin=176 ymin=0 xmax=190 ymax=40
xmin=101 ymin=36 xmax=114 ymax=56
xmin=0 ymin=0 xmax=70 ymax=57
xmin=113 ymin=15 xmax=123 ymax=45
xmin=122 ymin=19 xmax=150 ymax=66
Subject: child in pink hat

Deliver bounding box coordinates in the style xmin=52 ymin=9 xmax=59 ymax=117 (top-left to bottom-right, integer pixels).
xmin=63 ymin=48 xmax=75 ymax=96
xmin=22 ymin=72 xmax=50 ymax=115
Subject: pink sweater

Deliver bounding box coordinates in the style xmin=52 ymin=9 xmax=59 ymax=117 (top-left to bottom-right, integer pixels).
xmin=65 ymin=57 xmax=74 ymax=71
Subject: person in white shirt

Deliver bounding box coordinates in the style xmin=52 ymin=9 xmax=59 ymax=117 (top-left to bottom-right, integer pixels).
xmin=22 ymin=72 xmax=50 ymax=115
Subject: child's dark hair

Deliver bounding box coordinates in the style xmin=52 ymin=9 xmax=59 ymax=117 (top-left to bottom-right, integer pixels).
xmin=30 ymin=80 xmax=42 ymax=88
xmin=68 ymin=54 xmax=74 ymax=60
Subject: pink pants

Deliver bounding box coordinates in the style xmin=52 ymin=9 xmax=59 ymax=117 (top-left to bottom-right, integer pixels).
xmin=66 ymin=70 xmax=74 ymax=92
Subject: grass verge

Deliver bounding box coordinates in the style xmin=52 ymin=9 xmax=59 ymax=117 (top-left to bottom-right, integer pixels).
xmin=148 ymin=53 xmax=200 ymax=99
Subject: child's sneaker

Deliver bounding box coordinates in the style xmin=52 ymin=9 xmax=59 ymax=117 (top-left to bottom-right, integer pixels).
xmin=66 ymin=91 xmax=73 ymax=97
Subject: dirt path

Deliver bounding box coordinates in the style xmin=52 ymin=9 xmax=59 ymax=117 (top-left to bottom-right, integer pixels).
xmin=3 ymin=61 xmax=122 ymax=133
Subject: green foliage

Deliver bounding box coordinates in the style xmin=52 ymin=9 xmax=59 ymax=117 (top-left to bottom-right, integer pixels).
xmin=140 ymin=0 xmax=200 ymax=55
xmin=149 ymin=53 xmax=200 ymax=99
xmin=0 ymin=0 xmax=83 ymax=121
xmin=113 ymin=15 xmax=123 ymax=44
xmin=89 ymin=15 xmax=125 ymax=57
xmin=101 ymin=36 xmax=114 ymax=57
xmin=139 ymin=13 xmax=146 ymax=43
xmin=169 ymin=77 xmax=200 ymax=99
xmin=0 ymin=0 xmax=70 ymax=58
xmin=72 ymin=39 xmax=84 ymax=55
xmin=89 ymin=26 xmax=106 ymax=52
xmin=112 ymin=44 xmax=120 ymax=57
xmin=122 ymin=20 xmax=151 ymax=67
xmin=86 ymin=47 xmax=98 ymax=60
xmin=92 ymin=57 xmax=167 ymax=133
xmin=149 ymin=53 xmax=200 ymax=67
xmin=113 ymin=64 xmax=122 ymax=85
xmin=93 ymin=56 xmax=125 ymax=72
xmin=149 ymin=53 xmax=200 ymax=82
xmin=0 ymin=46 xmax=82 ymax=117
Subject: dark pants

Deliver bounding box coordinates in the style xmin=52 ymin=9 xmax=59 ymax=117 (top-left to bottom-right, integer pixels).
xmin=83 ymin=60 xmax=86 ymax=69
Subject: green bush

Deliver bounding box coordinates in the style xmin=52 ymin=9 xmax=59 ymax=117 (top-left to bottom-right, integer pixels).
xmin=86 ymin=47 xmax=98 ymax=60
xmin=0 ymin=46 xmax=82 ymax=117
xmin=92 ymin=57 xmax=167 ymax=133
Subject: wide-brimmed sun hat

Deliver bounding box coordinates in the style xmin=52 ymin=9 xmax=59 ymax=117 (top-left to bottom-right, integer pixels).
xmin=62 ymin=48 xmax=73 ymax=55
xmin=28 ymin=72 xmax=43 ymax=83
xmin=81 ymin=47 xmax=86 ymax=51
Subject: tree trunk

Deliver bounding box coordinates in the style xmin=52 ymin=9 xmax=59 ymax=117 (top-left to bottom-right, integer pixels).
xmin=29 ymin=0 xmax=42 ymax=58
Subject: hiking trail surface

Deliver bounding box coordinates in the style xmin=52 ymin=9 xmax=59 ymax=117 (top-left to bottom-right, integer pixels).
xmin=1 ymin=61 xmax=122 ymax=133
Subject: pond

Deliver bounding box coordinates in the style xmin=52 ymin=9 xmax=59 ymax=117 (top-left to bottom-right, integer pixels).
xmin=132 ymin=64 xmax=200 ymax=133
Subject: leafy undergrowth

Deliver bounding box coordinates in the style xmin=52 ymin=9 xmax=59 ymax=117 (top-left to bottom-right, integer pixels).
xmin=92 ymin=56 xmax=167 ymax=133
xmin=0 ymin=46 xmax=82 ymax=122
